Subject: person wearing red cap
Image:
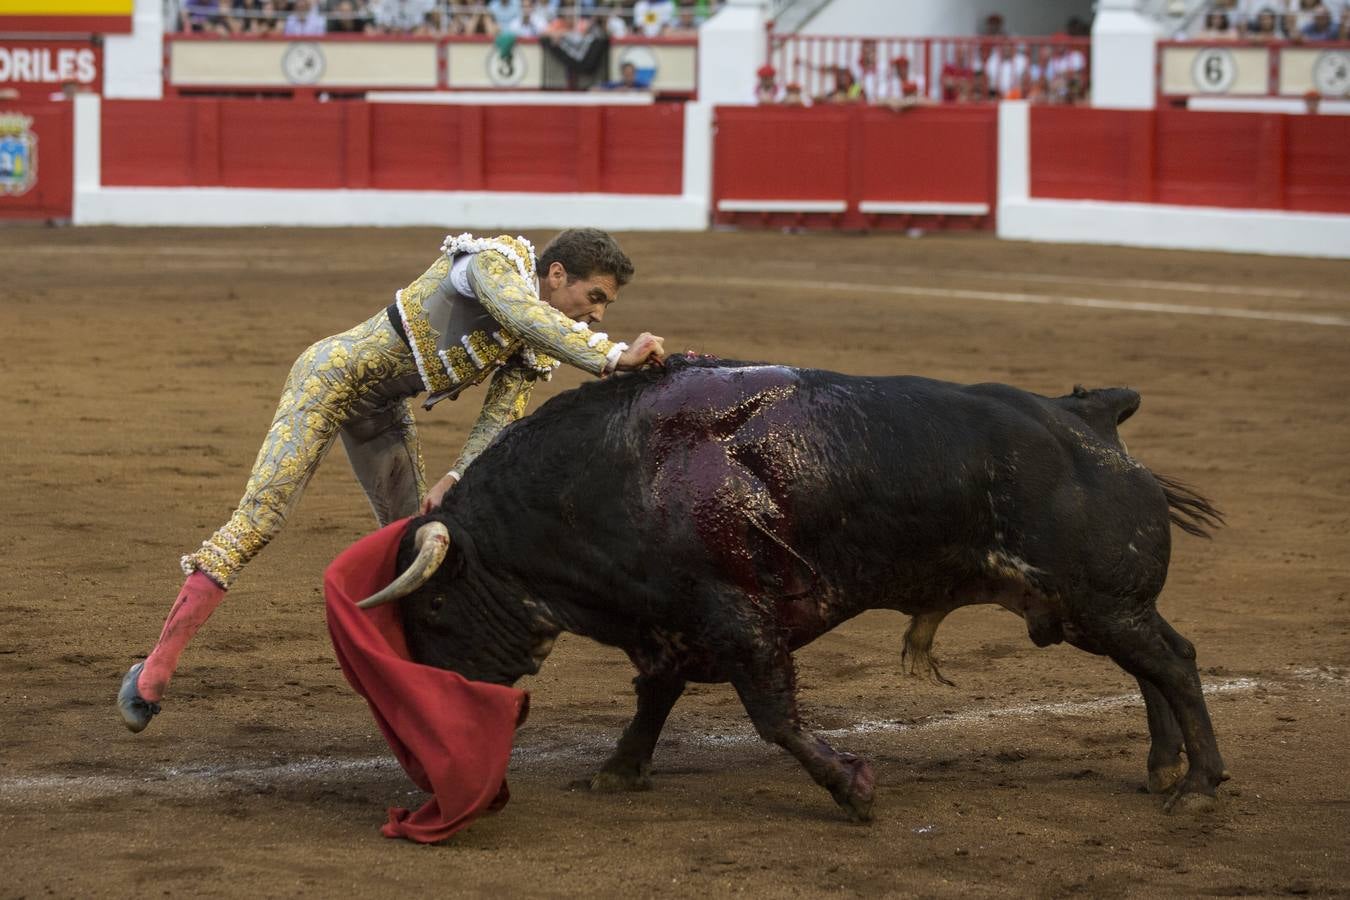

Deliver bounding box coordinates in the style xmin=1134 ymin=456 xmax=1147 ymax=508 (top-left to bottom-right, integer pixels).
xmin=755 ymin=63 xmax=780 ymax=104
xmin=886 ymin=55 xmax=925 ymax=101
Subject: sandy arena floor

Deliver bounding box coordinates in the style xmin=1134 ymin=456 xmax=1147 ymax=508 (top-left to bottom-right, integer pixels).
xmin=1 ymin=227 xmax=1347 ymax=898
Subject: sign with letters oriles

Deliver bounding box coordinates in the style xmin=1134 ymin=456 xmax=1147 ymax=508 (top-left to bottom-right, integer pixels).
xmin=0 ymin=0 xmax=132 ymax=34
xmin=0 ymin=40 xmax=102 ymax=100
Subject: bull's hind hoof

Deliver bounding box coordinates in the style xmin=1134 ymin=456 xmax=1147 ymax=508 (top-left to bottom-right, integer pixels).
xmin=117 ymin=663 xmax=160 ymax=733
xmin=586 ymin=769 xmax=652 ymax=793
xmin=1164 ymin=791 xmax=1217 ymax=815
xmin=1147 ymin=758 xmax=1188 ymax=795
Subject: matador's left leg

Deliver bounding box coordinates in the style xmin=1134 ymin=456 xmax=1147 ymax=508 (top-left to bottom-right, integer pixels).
xmin=341 ymin=397 xmax=427 ymax=526
xmin=118 ymin=310 xmax=417 ymax=732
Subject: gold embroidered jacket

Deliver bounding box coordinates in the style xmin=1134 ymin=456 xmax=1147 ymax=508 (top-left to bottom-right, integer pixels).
xmin=392 ymin=234 xmax=627 ymax=475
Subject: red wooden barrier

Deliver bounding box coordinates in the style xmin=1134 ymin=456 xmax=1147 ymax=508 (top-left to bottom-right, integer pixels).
xmin=1031 ymin=105 xmax=1350 ymax=214
xmin=101 ymin=98 xmax=684 ymax=195
xmin=0 ymin=101 xmax=73 ymax=221
xmin=713 ymin=104 xmax=997 ymax=231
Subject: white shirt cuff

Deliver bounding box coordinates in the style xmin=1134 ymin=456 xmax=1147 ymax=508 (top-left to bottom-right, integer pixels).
xmin=603 ymin=342 xmax=628 ymax=375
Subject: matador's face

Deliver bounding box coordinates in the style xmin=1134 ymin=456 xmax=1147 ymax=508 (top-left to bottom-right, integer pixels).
xmin=543 ymin=262 xmax=619 ymax=325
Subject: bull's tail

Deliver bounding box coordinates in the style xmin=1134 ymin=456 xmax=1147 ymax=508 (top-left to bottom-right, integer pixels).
xmin=1154 ymin=473 xmax=1225 ymax=539
xmin=902 ymin=610 xmax=955 ymax=686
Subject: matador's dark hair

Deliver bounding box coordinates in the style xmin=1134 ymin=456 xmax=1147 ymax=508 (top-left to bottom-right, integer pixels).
xmin=536 ymin=228 xmax=635 ymax=287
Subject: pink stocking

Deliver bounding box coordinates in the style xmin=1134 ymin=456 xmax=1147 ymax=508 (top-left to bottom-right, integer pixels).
xmin=137 ymin=571 xmax=227 ymax=702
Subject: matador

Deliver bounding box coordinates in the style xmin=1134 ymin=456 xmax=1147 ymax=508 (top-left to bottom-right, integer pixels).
xmin=117 ymin=228 xmax=667 ymax=732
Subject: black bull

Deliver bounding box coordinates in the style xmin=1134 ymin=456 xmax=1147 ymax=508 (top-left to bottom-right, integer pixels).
xmin=389 ymin=357 xmax=1227 ymax=820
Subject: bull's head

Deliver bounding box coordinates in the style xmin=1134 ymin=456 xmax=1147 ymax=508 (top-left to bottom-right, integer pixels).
xmin=356 ymin=521 xmax=451 ymax=609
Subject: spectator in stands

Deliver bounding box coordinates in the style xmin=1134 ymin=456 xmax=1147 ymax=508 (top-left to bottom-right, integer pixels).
xmin=1241 ymin=7 xmax=1283 ymax=40
xmin=598 ymin=60 xmax=649 ymax=90
xmin=205 ymin=0 xmax=246 ymax=35
xmin=488 ymin=0 xmax=523 ymax=28
xmin=1300 ymin=4 xmax=1339 ymax=39
xmin=598 ymin=0 xmax=631 ymax=37
xmin=633 ymin=0 xmax=675 ymax=37
xmin=284 ymin=0 xmax=327 ymax=35
xmin=1281 ymin=0 xmax=1319 ymax=35
xmin=666 ymin=2 xmax=699 ymax=35
xmin=816 ymin=67 xmax=863 ymax=104
xmin=329 ymin=0 xmax=370 ymax=32
xmin=781 ymin=82 xmax=807 ymax=107
xmin=371 ymin=0 xmax=433 ymax=33
xmin=244 ymin=0 xmax=280 ymax=33
xmin=981 ymin=13 xmax=1007 ymax=37
xmin=984 ymin=40 xmax=1030 ymax=99
xmin=883 ymin=55 xmax=923 ymax=102
xmin=1198 ymin=11 xmax=1238 ymax=38
xmin=754 ymin=64 xmax=780 ymax=104
xmin=969 ymin=69 xmax=996 ymax=102
xmin=940 ymin=46 xmax=974 ymax=102
xmin=848 ymin=39 xmax=885 ymax=102
xmin=1304 ymin=89 xmax=1322 ymax=113
xmin=541 ymin=13 xmax=609 ymax=88
xmin=1046 ymin=42 xmax=1086 ymax=97
xmin=452 ymin=2 xmax=500 ymax=35
xmin=506 ymin=0 xmax=555 ymax=35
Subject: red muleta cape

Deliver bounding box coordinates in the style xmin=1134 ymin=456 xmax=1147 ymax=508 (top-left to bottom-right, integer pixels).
xmin=324 ymin=518 xmax=529 ymax=843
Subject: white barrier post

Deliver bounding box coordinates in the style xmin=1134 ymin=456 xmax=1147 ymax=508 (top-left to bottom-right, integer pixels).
xmin=698 ymin=0 xmax=769 ymax=107
xmin=1091 ymin=0 xmax=1159 ymax=110
xmin=72 ymin=92 xmax=101 ymax=225
xmin=104 ymin=0 xmax=165 ymax=99
xmin=997 ymin=100 xmax=1030 ymax=207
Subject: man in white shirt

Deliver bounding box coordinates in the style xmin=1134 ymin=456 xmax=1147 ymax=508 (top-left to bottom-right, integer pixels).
xmin=283 ymin=0 xmax=327 ymax=35
xmin=371 ymin=0 xmax=434 ymax=33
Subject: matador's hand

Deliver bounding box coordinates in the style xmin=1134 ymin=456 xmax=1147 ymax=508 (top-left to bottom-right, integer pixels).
xmin=616 ymin=333 xmax=667 ymax=370
xmin=420 ymin=471 xmax=459 ymax=515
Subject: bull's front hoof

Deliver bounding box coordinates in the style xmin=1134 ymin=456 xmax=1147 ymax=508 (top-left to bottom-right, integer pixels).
xmin=1164 ymin=791 xmax=1217 ymax=815
xmin=1147 ymin=758 xmax=1187 ymax=795
xmin=116 ymin=662 xmax=160 ymax=734
xmin=836 ymin=754 xmax=876 ymax=823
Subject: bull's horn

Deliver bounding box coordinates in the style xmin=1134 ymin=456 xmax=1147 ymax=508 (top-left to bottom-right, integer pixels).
xmin=356 ymin=522 xmax=450 ymax=609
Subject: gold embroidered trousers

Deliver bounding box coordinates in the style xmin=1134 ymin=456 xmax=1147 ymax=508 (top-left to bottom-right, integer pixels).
xmin=183 ymin=311 xmax=427 ymax=588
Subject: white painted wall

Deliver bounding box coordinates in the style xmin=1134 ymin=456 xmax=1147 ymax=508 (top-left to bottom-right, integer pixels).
xmin=995 ymin=97 xmax=1350 ymax=259
xmin=75 ymin=188 xmax=708 ymax=229
xmin=800 ymin=0 xmax=1093 ymax=36
xmin=1091 ymin=0 xmax=1159 ymax=109
xmin=69 ymin=95 xmax=710 ymax=230
xmin=999 ymin=198 xmax=1350 ymax=259
xmin=698 ymin=0 xmax=769 ymax=106
xmin=103 ymin=0 xmax=164 ymax=99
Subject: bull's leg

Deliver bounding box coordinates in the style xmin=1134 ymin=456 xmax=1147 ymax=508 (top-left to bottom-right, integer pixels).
xmin=1087 ymin=609 xmax=1226 ymax=812
xmin=589 ymin=673 xmax=686 ymax=793
xmin=1137 ymin=677 xmax=1187 ymax=794
xmin=730 ymin=644 xmax=876 ymax=822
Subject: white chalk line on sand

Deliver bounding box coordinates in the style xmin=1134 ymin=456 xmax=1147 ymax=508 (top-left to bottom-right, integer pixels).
xmin=649 ymin=275 xmax=1350 ymax=329
xmin=793 ymin=261 xmax=1350 ymax=305
xmin=7 ymin=671 xmax=1339 ymax=802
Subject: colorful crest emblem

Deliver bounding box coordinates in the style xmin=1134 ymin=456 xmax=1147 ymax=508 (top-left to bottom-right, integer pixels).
xmin=0 ymin=113 xmax=38 ymax=197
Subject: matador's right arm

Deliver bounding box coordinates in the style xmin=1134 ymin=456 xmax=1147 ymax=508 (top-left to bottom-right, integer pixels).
xmin=468 ymin=249 xmax=628 ymax=377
